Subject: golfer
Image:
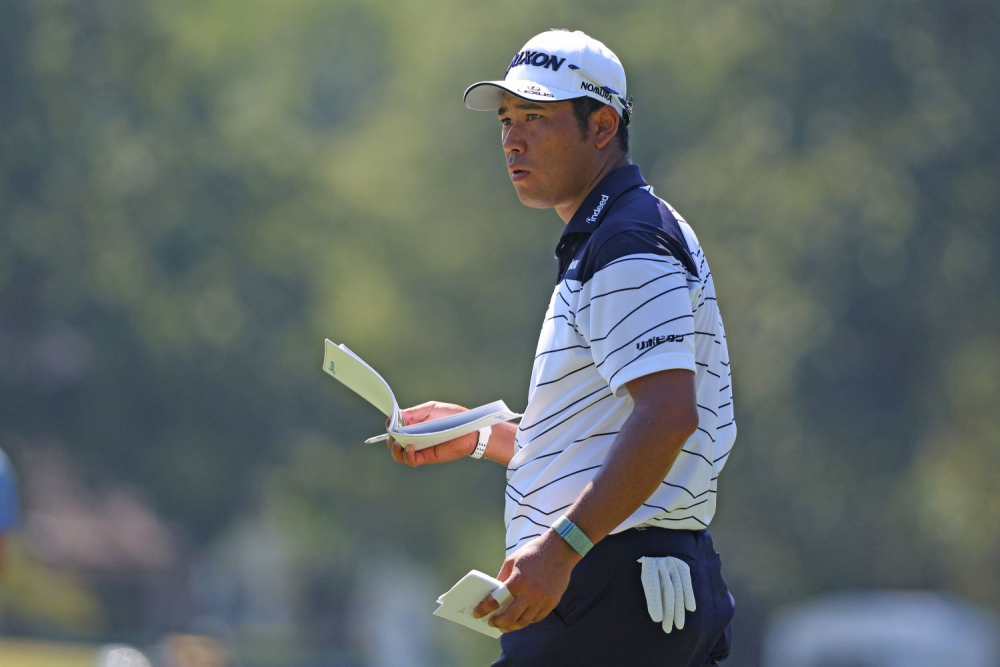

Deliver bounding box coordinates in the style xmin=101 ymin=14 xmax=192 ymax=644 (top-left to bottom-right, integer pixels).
xmin=389 ymin=29 xmax=736 ymax=666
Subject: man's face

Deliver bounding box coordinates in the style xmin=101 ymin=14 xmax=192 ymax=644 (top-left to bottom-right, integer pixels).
xmin=498 ymin=93 xmax=599 ymax=211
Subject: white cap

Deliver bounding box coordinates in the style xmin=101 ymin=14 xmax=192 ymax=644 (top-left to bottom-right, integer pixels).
xmin=464 ymin=30 xmax=632 ymax=125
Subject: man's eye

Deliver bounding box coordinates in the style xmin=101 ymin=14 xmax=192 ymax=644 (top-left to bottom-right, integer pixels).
xmin=526 ymin=113 xmax=541 ymax=120
xmin=500 ymin=118 xmax=512 ymax=127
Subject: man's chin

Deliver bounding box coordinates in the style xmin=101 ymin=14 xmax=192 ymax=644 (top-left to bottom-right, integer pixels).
xmin=513 ymin=187 xmax=553 ymax=210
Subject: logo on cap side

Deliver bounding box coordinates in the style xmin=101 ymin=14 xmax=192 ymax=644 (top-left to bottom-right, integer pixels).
xmin=580 ymin=82 xmax=614 ymax=104
xmin=506 ymin=51 xmax=568 ymax=77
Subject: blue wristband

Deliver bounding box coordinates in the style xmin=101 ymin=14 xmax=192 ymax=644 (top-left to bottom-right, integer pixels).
xmin=551 ymin=515 xmax=593 ymax=557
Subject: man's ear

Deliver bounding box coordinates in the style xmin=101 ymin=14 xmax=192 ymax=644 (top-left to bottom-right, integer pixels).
xmin=591 ymin=105 xmax=620 ymax=150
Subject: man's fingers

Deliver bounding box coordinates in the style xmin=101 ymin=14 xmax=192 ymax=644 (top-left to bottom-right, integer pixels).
xmin=473 ymin=582 xmax=513 ymax=620
xmin=489 ymin=598 xmax=538 ymax=632
xmin=389 ymin=441 xmax=420 ymax=467
xmin=405 ymin=440 xmax=471 ymax=467
xmin=386 ymin=439 xmax=404 ymax=463
xmin=487 ymin=597 xmax=526 ymax=628
xmin=485 ymin=564 xmax=515 ymax=624
xmin=490 ymin=584 xmax=513 ymax=607
xmin=386 ymin=403 xmax=475 ymax=467
xmin=473 ymin=593 xmax=499 ymax=619
xmin=399 ymin=401 xmax=438 ymax=425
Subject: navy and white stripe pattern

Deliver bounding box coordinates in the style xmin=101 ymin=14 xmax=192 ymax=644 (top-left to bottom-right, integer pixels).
xmin=505 ymin=165 xmax=736 ymax=555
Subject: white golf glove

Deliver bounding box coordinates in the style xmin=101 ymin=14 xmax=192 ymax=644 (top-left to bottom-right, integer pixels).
xmin=639 ymin=556 xmax=697 ymax=633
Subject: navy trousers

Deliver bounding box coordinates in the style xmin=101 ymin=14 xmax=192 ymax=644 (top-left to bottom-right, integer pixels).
xmin=493 ymin=528 xmax=734 ymax=667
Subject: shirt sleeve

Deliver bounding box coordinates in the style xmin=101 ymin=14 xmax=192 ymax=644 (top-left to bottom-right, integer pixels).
xmin=576 ymin=233 xmax=698 ymax=398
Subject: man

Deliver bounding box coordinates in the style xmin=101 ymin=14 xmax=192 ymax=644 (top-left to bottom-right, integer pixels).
xmin=388 ymin=29 xmax=735 ymax=665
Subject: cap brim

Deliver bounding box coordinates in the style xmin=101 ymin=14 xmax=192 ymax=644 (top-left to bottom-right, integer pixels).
xmin=463 ymin=80 xmax=582 ymax=111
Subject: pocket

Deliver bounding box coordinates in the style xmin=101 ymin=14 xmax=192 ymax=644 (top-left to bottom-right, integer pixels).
xmin=552 ymin=558 xmax=636 ymax=627
xmin=706 ymin=551 xmax=735 ymax=626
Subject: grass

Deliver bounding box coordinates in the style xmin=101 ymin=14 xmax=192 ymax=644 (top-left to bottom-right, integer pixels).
xmin=0 ymin=637 xmax=98 ymax=667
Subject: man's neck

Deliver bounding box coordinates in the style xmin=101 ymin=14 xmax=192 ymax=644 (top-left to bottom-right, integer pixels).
xmin=555 ymin=155 xmax=631 ymax=224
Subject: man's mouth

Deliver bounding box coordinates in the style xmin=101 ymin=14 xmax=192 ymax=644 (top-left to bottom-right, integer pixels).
xmin=510 ymin=167 xmax=529 ymax=181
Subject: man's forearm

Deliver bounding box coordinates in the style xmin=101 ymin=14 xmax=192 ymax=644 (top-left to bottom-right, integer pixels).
xmin=473 ymin=395 xmax=695 ymax=625
xmin=472 ymin=371 xmax=698 ymax=629
xmin=562 ymin=395 xmax=696 ymax=546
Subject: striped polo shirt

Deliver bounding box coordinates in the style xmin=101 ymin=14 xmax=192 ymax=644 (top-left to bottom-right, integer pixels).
xmin=505 ymin=164 xmax=736 ymax=555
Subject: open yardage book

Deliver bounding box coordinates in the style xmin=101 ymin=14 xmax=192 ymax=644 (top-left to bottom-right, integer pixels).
xmin=322 ymin=339 xmax=522 ymax=450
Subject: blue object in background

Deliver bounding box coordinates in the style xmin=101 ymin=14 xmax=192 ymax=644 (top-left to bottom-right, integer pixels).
xmin=0 ymin=448 xmax=19 ymax=533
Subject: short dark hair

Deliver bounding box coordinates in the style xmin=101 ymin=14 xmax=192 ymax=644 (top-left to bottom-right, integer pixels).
xmin=570 ymin=97 xmax=630 ymax=156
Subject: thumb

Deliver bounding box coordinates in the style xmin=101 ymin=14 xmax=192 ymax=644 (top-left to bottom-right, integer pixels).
xmin=497 ymin=556 xmax=515 ymax=583
xmin=400 ymin=402 xmax=435 ymax=425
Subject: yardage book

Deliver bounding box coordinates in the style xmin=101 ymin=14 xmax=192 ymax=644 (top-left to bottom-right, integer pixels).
xmin=433 ymin=570 xmax=510 ymax=638
xmin=322 ymin=339 xmax=522 ymax=450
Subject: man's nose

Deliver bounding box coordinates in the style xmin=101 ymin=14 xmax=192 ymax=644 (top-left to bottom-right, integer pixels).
xmin=502 ymin=124 xmax=526 ymax=154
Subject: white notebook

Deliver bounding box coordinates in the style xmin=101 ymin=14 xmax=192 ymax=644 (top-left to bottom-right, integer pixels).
xmin=433 ymin=570 xmax=510 ymax=639
xmin=322 ymin=339 xmax=522 ymax=450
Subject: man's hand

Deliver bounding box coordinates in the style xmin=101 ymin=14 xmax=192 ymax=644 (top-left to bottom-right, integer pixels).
xmin=471 ymin=530 xmax=582 ymax=633
xmin=386 ymin=401 xmax=477 ymax=467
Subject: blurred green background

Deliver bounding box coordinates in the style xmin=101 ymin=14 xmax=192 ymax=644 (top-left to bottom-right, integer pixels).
xmin=1 ymin=0 xmax=998 ymax=665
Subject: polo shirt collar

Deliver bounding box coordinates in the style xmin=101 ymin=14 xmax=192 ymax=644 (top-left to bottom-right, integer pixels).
xmin=562 ymin=163 xmax=647 ymax=238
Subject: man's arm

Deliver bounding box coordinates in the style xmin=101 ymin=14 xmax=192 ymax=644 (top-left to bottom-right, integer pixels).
xmin=387 ymin=401 xmax=518 ymax=467
xmin=472 ymin=368 xmax=698 ymax=632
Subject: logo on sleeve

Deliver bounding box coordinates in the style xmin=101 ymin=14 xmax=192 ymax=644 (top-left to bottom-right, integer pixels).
xmin=506 ymin=51 xmax=568 ymax=76
xmin=636 ymin=334 xmax=685 ymax=351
